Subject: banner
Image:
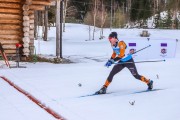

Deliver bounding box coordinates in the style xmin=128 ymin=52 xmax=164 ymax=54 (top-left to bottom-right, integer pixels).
xmin=123 ymin=38 xmax=177 ymax=60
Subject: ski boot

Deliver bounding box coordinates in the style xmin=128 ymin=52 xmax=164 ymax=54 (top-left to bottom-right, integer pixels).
xmin=95 ymin=86 xmax=107 ymax=94
xmin=147 ymin=80 xmax=153 ymax=90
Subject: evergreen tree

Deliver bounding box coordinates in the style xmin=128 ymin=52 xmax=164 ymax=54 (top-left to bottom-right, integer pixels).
xmin=69 ymin=0 xmax=90 ymax=20
xmin=130 ymin=0 xmax=139 ymax=21
xmin=130 ymin=0 xmax=152 ymax=22
xmin=166 ymin=9 xmax=172 ymax=28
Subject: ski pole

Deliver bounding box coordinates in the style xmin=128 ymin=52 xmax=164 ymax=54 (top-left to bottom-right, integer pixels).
xmin=0 ymin=43 xmax=10 ymax=68
xmin=111 ymin=45 xmax=151 ymax=64
xmin=132 ymin=45 xmax=151 ymax=55
xmin=114 ymin=59 xmax=165 ymax=65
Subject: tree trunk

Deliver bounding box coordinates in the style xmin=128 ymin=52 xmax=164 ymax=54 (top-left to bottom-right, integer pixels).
xmin=100 ymin=0 xmax=106 ymax=39
xmin=110 ymin=0 xmax=112 ymax=30
xmin=92 ymin=0 xmax=97 ymax=40
xmin=41 ymin=11 xmax=45 ymax=39
xmin=34 ymin=11 xmax=38 ymax=40
xmin=63 ymin=0 xmax=67 ymax=32
xmin=44 ymin=6 xmax=48 ymax=41
xmin=56 ymin=0 xmax=60 ymax=58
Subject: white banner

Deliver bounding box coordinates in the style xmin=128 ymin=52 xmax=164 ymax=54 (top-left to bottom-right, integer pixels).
xmin=122 ymin=38 xmax=178 ymax=60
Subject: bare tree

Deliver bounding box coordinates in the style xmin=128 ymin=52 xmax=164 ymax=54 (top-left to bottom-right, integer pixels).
xmin=100 ymin=0 xmax=107 ymax=39
xmin=63 ymin=0 xmax=68 ymax=32
xmin=110 ymin=0 xmax=112 ymax=30
xmin=92 ymin=0 xmax=97 ymax=40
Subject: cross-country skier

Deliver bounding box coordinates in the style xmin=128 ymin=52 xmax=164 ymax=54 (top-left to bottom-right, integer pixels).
xmin=95 ymin=32 xmax=153 ymax=94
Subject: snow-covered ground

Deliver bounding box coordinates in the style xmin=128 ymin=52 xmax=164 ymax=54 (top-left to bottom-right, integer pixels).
xmin=0 ymin=24 xmax=180 ymax=120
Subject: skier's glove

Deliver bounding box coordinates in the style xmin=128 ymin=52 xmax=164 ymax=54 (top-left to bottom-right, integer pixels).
xmin=105 ymin=59 xmax=114 ymax=67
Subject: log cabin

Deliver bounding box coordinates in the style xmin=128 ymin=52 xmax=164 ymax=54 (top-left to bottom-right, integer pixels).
xmin=0 ymin=0 xmax=54 ymax=57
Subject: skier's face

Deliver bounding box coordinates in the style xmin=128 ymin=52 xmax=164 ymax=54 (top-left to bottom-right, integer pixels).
xmin=109 ymin=37 xmax=117 ymax=46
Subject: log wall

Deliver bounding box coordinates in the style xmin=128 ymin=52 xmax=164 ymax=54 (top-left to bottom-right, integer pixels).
xmin=0 ymin=0 xmax=52 ymax=56
xmin=0 ymin=0 xmax=23 ymax=54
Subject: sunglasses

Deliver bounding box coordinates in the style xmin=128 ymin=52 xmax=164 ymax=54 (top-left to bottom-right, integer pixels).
xmin=108 ymin=37 xmax=113 ymax=41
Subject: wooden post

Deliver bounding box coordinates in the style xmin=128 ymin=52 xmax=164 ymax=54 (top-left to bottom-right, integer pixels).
xmin=29 ymin=11 xmax=34 ymax=52
xmin=41 ymin=11 xmax=45 ymax=39
xmin=34 ymin=11 xmax=38 ymax=40
xmin=56 ymin=0 xmax=60 ymax=58
xmin=60 ymin=0 xmax=63 ymax=58
xmin=44 ymin=6 xmax=48 ymax=41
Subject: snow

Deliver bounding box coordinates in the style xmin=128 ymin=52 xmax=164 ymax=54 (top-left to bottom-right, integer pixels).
xmin=0 ymin=23 xmax=180 ymax=120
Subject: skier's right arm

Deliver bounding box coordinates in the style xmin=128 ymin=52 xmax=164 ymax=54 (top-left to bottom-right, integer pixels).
xmin=105 ymin=52 xmax=116 ymax=67
xmin=111 ymin=52 xmax=116 ymax=59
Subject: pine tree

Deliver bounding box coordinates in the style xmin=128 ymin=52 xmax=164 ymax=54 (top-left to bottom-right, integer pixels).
xmin=130 ymin=0 xmax=139 ymax=22
xmin=130 ymin=0 xmax=152 ymax=25
xmin=166 ymin=9 xmax=172 ymax=28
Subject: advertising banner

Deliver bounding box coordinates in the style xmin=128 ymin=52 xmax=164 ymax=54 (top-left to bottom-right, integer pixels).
xmin=123 ymin=38 xmax=177 ymax=60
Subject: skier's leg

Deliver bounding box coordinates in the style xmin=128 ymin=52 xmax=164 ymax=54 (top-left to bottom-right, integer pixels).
xmin=127 ymin=63 xmax=153 ymax=89
xmin=95 ymin=64 xmax=124 ymax=94
xmin=125 ymin=59 xmax=150 ymax=84
xmin=104 ymin=64 xmax=124 ymax=87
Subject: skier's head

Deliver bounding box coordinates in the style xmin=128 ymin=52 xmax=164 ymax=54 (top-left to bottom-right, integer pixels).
xmin=109 ymin=32 xmax=118 ymax=39
xmin=108 ymin=32 xmax=118 ymax=46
